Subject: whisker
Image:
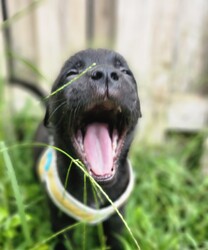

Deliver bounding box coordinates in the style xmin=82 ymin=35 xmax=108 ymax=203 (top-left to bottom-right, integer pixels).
xmin=72 ymin=100 xmax=82 ymax=123
xmin=50 ymin=97 xmax=66 ymax=104
xmin=48 ymin=101 xmax=67 ymax=122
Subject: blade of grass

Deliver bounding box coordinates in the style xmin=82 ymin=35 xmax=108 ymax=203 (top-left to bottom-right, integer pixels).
xmin=82 ymin=174 xmax=87 ymax=250
xmin=44 ymin=62 xmax=96 ymax=99
xmin=53 ymin=145 xmax=141 ymax=249
xmin=0 ymin=0 xmax=44 ymax=30
xmin=63 ymin=160 xmax=73 ymax=198
xmin=30 ymin=221 xmax=82 ymax=250
xmin=7 ymin=50 xmax=48 ymax=81
xmin=92 ymin=186 xmax=106 ymax=249
xmin=1 ymin=142 xmax=141 ymax=249
xmin=0 ymin=141 xmax=32 ymax=246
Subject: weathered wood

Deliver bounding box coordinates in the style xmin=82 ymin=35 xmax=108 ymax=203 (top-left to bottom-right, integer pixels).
xmin=0 ymin=1 xmax=7 ymax=79
xmin=201 ymin=137 xmax=208 ymax=174
xmin=115 ymin=0 xmax=180 ymax=143
xmin=115 ymin=0 xmax=208 ymax=143
xmin=93 ymin=0 xmax=116 ymax=47
xmin=3 ymin=0 xmax=208 ymax=147
xmin=167 ymin=94 xmax=208 ymax=131
xmin=7 ymin=0 xmax=38 ymax=82
xmin=34 ymin=0 xmax=86 ymax=88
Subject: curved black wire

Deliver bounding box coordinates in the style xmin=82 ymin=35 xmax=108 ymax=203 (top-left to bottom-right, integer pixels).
xmin=1 ymin=0 xmax=46 ymax=100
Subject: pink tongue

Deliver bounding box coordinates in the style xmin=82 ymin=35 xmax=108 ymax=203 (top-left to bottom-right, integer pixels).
xmin=83 ymin=123 xmax=113 ymax=176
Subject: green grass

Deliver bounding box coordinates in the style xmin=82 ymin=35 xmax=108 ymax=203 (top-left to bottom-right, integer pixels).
xmin=0 ymin=141 xmax=31 ymax=247
xmin=1 ymin=94 xmax=208 ymax=250
xmin=127 ymin=144 xmax=208 ymax=250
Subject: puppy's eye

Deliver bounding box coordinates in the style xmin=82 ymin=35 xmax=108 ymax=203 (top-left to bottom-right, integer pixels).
xmin=115 ymin=59 xmax=122 ymax=68
xmin=121 ymin=69 xmax=132 ymax=76
xmin=75 ymin=61 xmax=84 ymax=69
xmin=66 ymin=69 xmax=78 ymax=77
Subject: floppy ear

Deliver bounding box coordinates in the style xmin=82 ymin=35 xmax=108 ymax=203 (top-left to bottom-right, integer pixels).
xmin=43 ymin=102 xmax=52 ymax=128
xmin=137 ymin=92 xmax=142 ymax=118
xmin=138 ymin=109 xmax=142 ymax=118
xmin=131 ymin=75 xmax=142 ymax=119
xmin=44 ymin=108 xmax=49 ymax=127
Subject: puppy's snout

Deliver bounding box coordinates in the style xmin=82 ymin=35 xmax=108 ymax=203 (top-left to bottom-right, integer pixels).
xmin=91 ymin=68 xmax=119 ymax=82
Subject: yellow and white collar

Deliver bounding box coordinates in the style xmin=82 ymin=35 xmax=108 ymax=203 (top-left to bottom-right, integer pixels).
xmin=38 ymin=148 xmax=134 ymax=224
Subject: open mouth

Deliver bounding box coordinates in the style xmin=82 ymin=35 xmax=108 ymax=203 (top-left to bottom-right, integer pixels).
xmin=72 ymin=100 xmax=129 ymax=183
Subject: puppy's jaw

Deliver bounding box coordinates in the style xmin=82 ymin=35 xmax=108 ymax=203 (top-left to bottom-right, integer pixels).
xmin=70 ymin=100 xmax=129 ymax=184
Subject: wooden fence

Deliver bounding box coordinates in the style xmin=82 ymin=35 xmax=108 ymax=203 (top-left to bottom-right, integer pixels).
xmin=1 ymin=0 xmax=208 ymax=167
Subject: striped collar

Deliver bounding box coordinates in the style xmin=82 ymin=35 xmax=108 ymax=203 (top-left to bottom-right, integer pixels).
xmin=38 ymin=148 xmax=134 ymax=224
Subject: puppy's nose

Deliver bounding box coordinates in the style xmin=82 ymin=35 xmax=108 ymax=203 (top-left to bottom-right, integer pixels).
xmin=91 ymin=69 xmax=119 ymax=82
xmin=91 ymin=70 xmax=104 ymax=81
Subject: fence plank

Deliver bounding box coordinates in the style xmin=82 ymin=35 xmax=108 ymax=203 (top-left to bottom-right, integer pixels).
xmin=93 ymin=0 xmax=116 ymax=47
xmin=7 ymin=0 xmax=38 ymax=82
xmin=167 ymin=94 xmax=208 ymax=131
xmin=0 ymin=1 xmax=7 ymax=79
xmin=34 ymin=0 xmax=86 ymax=87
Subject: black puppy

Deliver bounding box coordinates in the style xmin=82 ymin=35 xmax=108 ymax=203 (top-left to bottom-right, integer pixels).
xmin=34 ymin=49 xmax=141 ymax=249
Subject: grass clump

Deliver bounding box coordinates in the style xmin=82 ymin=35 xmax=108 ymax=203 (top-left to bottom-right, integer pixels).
xmin=1 ymin=109 xmax=208 ymax=249
xmin=122 ymin=143 xmax=208 ymax=250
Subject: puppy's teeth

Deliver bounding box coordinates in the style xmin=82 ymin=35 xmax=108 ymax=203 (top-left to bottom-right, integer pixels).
xmin=112 ymin=142 xmax=116 ymax=154
xmin=112 ymin=138 xmax=117 ymax=150
xmin=112 ymin=130 xmax=118 ymax=154
xmin=89 ymin=169 xmax=93 ymax=176
xmin=77 ymin=130 xmax=84 ymax=149
xmin=117 ymin=106 xmax=122 ymax=113
xmin=80 ymin=142 xmax=84 ymax=152
xmin=80 ymin=144 xmax=84 ymax=152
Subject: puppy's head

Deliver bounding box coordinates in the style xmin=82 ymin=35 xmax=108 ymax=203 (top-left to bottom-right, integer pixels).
xmin=45 ymin=49 xmax=141 ymax=184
